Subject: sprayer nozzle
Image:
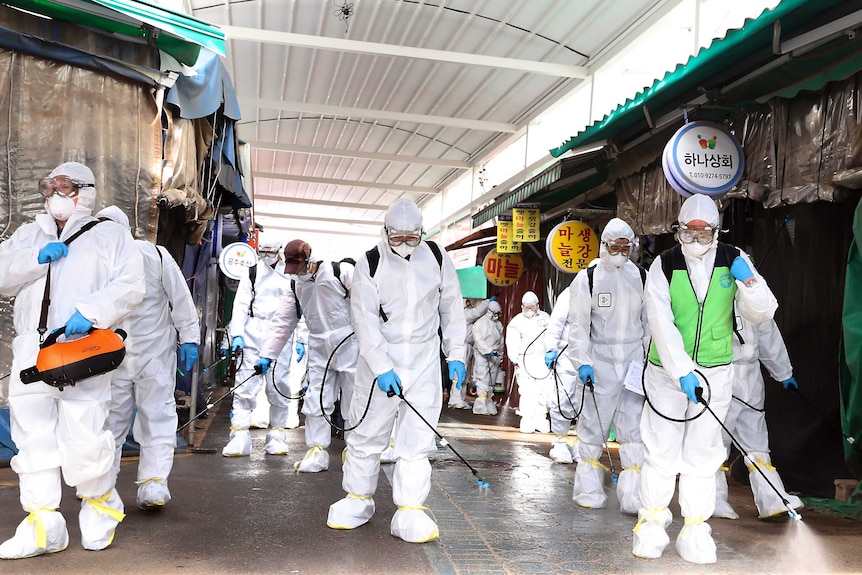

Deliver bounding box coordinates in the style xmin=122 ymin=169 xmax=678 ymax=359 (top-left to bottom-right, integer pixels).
xmin=476 ymin=479 xmax=489 ymax=489
xmin=439 ymin=438 xmax=449 ymax=447
xmin=789 ymin=509 xmax=803 ymax=521
xmin=611 ymin=475 xmax=618 ymax=483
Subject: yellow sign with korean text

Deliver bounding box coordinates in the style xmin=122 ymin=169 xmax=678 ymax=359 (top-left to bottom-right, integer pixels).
xmin=512 ymin=205 xmax=540 ymax=242
xmin=496 ymin=220 xmax=521 ymax=253
xmin=482 ymin=250 xmax=524 ymax=287
xmin=545 ymin=221 xmax=598 ymax=273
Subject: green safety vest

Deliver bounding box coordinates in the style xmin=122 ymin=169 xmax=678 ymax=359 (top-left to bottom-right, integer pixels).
xmin=648 ymin=243 xmax=739 ymax=368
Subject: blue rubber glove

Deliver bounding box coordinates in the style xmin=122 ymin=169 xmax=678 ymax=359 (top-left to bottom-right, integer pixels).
xmin=448 ymin=360 xmax=467 ymax=389
xmin=544 ymin=350 xmax=559 ymax=369
xmin=178 ymin=343 xmax=198 ymax=372
xmin=487 ymin=351 xmax=497 ymax=358
xmin=37 ymin=242 xmax=68 ymax=264
xmin=377 ymin=369 xmax=402 ymax=395
xmin=782 ymin=376 xmax=798 ymax=390
xmin=680 ymin=372 xmax=701 ymax=403
xmin=220 ymin=347 xmax=228 ymax=357
xmin=231 ymin=336 xmax=243 ymax=352
xmin=489 ymin=295 xmax=497 ymax=302
xmin=730 ymin=256 xmax=754 ymax=283
xmin=578 ymin=365 xmax=595 ymax=387
xmin=295 ymin=342 xmax=306 ymax=362
xmin=256 ymin=358 xmax=272 ymax=374
xmin=64 ymin=310 xmax=93 ymax=336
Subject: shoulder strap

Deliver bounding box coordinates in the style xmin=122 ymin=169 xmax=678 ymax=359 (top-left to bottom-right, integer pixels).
xmin=248 ymin=264 xmax=257 ymax=318
xmin=38 ymin=219 xmax=103 ymax=341
xmin=366 ymin=246 xmax=381 ymax=278
xmin=637 ymin=265 xmax=647 ymax=286
xmin=587 ymin=265 xmax=595 ymax=295
xmin=331 ymin=261 xmax=349 ymax=298
xmin=291 ymin=277 xmax=302 ymax=319
xmin=427 ymin=240 xmax=443 ymax=268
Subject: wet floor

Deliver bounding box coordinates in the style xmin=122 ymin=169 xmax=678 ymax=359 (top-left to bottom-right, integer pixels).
xmin=0 ymin=392 xmax=859 ymax=574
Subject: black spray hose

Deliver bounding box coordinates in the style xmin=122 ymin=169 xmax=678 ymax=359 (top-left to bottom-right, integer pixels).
xmin=386 ymin=387 xmax=489 ymax=489
xmin=642 ymin=363 xmax=710 ymax=423
xmin=694 ymin=385 xmax=802 ymax=521
xmin=732 ymin=394 xmax=765 ymax=413
xmin=788 ymin=387 xmax=862 ymax=456
xmin=584 ymin=376 xmax=618 ymax=483
xmin=756 ymin=213 xmax=790 ymax=269
xmin=548 ymin=345 xmax=582 ymax=424
xmin=270 ymin=359 xmax=307 ymax=401
xmin=319 ymin=333 xmax=377 ymax=432
xmin=177 ymin=366 xmax=262 ymax=432
xmin=521 ymin=328 xmax=552 ymax=380
xmin=0 ymin=372 xmax=9 ymax=380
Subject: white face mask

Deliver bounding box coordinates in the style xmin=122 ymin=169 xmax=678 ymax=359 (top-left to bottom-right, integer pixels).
xmin=607 ymin=253 xmax=628 ymax=268
xmin=262 ymin=255 xmax=278 ymax=266
xmin=391 ymin=243 xmax=415 ymax=259
xmin=681 ymin=240 xmax=713 ymax=259
xmin=46 ymin=195 xmax=76 ymax=221
xmin=523 ymin=308 xmax=536 ymax=319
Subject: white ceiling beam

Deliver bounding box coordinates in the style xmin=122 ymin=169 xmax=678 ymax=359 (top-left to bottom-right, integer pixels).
xmin=253 ymin=194 xmax=388 ymax=211
xmin=259 ymin=224 xmax=380 ymax=238
xmin=254 ymin=211 xmax=381 ymax=227
xmin=247 ymin=140 xmax=471 ymax=169
xmin=221 ymin=26 xmax=588 ymax=79
xmin=241 ymin=97 xmax=517 ymax=133
xmin=254 ymin=171 xmax=439 ymax=194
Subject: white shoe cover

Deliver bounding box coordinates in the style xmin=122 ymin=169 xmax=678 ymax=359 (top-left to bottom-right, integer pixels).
xmin=713 ymin=497 xmax=739 ymax=520
xmin=222 ymin=430 xmax=251 ymax=457
xmin=80 ymin=488 xmax=125 ymax=551
xmin=265 ymin=429 xmax=290 ymax=455
xmin=472 ymin=397 xmax=497 ymax=415
xmin=390 ymin=508 xmax=439 ymax=543
xmin=327 ymin=495 xmax=375 ymax=529
xmin=285 ymin=409 xmax=301 ymax=429
xmin=549 ymin=441 xmax=574 ymax=464
xmin=448 ymin=398 xmax=470 ymax=409
xmin=536 ymin=418 xmax=550 ymax=433
xmin=675 ymin=521 xmax=717 ymax=564
xmin=380 ymin=444 xmax=396 ymax=464
xmin=250 ymin=418 xmax=269 ymax=429
xmin=294 ymin=445 xmax=329 ymax=472
xmin=0 ymin=511 xmax=69 ymax=559
xmin=137 ymin=479 xmax=171 ymax=509
xmin=632 ymin=508 xmax=672 ymax=559
xmin=759 ymin=493 xmax=804 ymax=519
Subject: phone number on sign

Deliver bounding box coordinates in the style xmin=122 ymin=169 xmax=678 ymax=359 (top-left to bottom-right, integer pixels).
xmin=687 ymin=172 xmax=732 ymax=180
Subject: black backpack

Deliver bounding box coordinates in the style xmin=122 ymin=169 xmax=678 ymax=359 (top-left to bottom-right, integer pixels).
xmin=366 ymin=241 xmax=444 ymax=322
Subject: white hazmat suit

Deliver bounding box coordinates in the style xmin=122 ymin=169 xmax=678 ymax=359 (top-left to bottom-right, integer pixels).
xmin=634 ymin=194 xmax=777 ymax=564
xmin=449 ymin=298 xmax=489 ymax=409
xmin=714 ymin=317 xmax=803 ymax=519
xmin=0 ymin=162 xmax=145 ymax=557
xmin=223 ymin=258 xmax=297 ymax=456
xmin=327 ymin=198 xmax=466 ymax=543
xmin=472 ymin=301 xmax=502 ymax=415
xmin=544 ymin=287 xmax=582 ymax=464
xmin=506 ymin=292 xmax=551 ymax=433
xmin=261 ymin=247 xmax=357 ymax=473
xmin=97 ymin=206 xmax=200 ymax=510
xmin=568 ymin=218 xmax=648 ymax=513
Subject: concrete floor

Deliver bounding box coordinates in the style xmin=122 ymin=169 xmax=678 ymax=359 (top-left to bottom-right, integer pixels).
xmin=0 ymin=391 xmax=859 ymax=575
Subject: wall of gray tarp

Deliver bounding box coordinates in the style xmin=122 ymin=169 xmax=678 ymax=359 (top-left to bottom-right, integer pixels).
xmin=0 ymin=47 xmax=159 ymax=406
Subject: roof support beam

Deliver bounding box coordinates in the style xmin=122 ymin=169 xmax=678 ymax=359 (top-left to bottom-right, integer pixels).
xmin=247 ymin=140 xmax=471 ymax=168
xmin=254 ymin=171 xmax=439 ymax=194
xmin=221 ymin=26 xmax=587 ymax=79
xmin=241 ymin=97 xmax=517 ymax=133
xmin=254 ymin=211 xmax=381 ymax=227
xmin=253 ymin=194 xmax=388 ymax=211
xmin=257 ymin=223 xmax=380 ymax=238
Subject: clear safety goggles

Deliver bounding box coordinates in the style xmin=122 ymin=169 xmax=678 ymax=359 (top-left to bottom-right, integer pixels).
xmin=38 ymin=177 xmax=91 ymax=198
xmin=258 ymin=248 xmax=280 ymax=258
xmin=603 ymin=240 xmax=632 ymax=255
xmin=387 ymin=228 xmax=422 ymax=247
xmin=491 ymin=312 xmax=502 ymax=319
xmin=678 ymin=224 xmax=717 ymax=245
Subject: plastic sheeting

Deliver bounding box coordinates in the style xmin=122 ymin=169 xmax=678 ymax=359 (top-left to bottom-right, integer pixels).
xmin=839 ymin=197 xmax=862 ymax=480
xmin=0 ymin=49 xmax=159 ymax=405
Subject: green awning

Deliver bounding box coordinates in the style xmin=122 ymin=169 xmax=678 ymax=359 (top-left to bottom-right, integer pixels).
xmin=550 ymin=0 xmax=858 ymax=158
xmin=2 ymin=0 xmax=224 ymax=65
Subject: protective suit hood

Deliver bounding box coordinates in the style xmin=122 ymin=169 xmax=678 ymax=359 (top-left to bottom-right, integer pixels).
xmin=45 ymin=161 xmax=97 ymax=220
xmin=678 ymin=194 xmax=719 ymax=227
xmin=95 ymin=206 xmax=130 ymax=230
xmin=599 ymin=217 xmax=636 ymax=268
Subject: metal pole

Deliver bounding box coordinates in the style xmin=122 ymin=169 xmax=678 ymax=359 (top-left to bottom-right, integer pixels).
xmin=187 ymin=364 xmax=200 ymax=447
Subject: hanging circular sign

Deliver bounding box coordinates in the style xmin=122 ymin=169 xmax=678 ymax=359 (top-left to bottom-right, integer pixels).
xmin=545 ymin=220 xmax=599 ymax=274
xmin=482 ymin=250 xmax=524 ymax=287
xmin=663 ymin=121 xmax=744 ymax=198
xmin=218 ymin=242 xmax=258 ymax=280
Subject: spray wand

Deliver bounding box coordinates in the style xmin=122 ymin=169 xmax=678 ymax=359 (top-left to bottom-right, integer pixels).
xmin=585 ymin=376 xmax=618 ymax=483
xmin=177 ymin=365 xmax=263 ymax=433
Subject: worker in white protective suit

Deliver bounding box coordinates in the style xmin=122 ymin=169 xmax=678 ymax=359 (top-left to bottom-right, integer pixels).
xmin=634 ymin=194 xmax=778 ymax=564
xmin=472 ymin=300 xmax=503 ymax=415
xmin=327 ymin=198 xmax=466 ymax=543
xmin=248 ymin=243 xmax=303 ymax=431
xmin=714 ymin=317 xmax=803 ymax=520
xmin=0 ymin=162 xmax=145 ymax=557
xmin=543 ymin=286 xmax=582 ymax=464
xmin=223 ymin=242 xmax=297 ymax=457
xmin=96 ymin=206 xmax=200 ymax=510
xmin=567 ymin=218 xmax=648 ymax=513
xmin=258 ymin=239 xmax=357 ymax=473
xmin=449 ymin=297 xmax=492 ymax=409
xmin=506 ymin=291 xmax=551 ymax=433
